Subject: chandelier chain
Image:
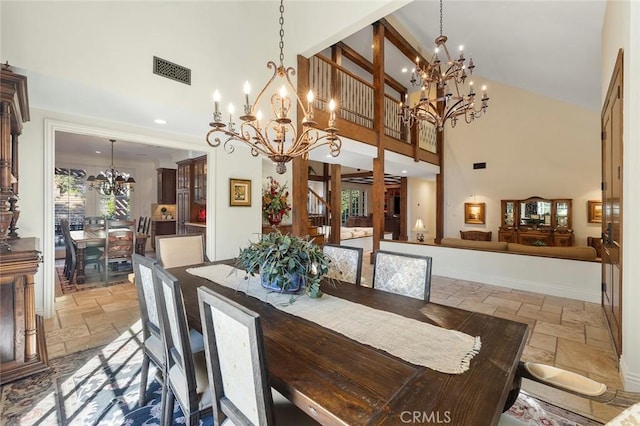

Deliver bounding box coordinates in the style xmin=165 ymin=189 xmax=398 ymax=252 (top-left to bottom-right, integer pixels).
xmin=278 ymin=0 xmax=285 ymax=67
xmin=439 ymin=0 xmax=443 ymax=37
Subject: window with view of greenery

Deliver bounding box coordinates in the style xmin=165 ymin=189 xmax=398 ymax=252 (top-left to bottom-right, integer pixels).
xmin=341 ymin=189 xmax=367 ymax=224
xmin=54 ymin=167 xmax=132 ymax=248
xmin=99 ymin=194 xmax=130 ymax=220
xmin=54 ymin=167 xmax=87 ymax=247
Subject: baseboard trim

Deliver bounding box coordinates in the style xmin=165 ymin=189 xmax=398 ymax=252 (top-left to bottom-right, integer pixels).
xmin=620 ymin=356 xmax=640 ymax=391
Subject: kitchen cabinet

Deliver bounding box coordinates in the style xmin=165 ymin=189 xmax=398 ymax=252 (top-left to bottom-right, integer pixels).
xmin=157 ymin=168 xmax=176 ymax=204
xmin=176 ymin=155 xmax=207 ymax=234
xmin=151 ymin=220 xmax=176 ymax=250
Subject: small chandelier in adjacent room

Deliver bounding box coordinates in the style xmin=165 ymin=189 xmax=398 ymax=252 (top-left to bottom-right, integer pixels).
xmin=205 ymin=0 xmax=341 ymax=174
xmin=86 ymin=139 xmax=135 ymax=196
xmin=400 ymin=0 xmax=489 ymax=132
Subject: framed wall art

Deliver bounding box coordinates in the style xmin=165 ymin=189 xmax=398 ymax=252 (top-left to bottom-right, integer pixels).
xmin=230 ymin=178 xmax=251 ymax=206
xmin=464 ymin=202 xmax=486 ymax=225
xmin=588 ymin=200 xmax=602 ymax=223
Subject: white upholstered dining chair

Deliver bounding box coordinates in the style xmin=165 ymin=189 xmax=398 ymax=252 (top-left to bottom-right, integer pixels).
xmin=197 ymin=286 xmax=318 ymax=426
xmin=154 ymin=265 xmax=211 ymax=425
xmin=132 ymin=254 xmax=205 ymax=406
xmin=155 ymin=234 xmax=207 ymax=268
xmin=322 ymin=243 xmax=363 ymax=285
xmin=372 ymin=250 xmax=432 ymax=302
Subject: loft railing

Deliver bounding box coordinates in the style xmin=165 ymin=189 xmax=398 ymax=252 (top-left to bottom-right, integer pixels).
xmin=308 ymin=55 xmax=437 ymax=157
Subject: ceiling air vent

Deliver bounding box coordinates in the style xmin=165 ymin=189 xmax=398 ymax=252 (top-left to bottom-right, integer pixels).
xmin=153 ymin=56 xmax=191 ymax=85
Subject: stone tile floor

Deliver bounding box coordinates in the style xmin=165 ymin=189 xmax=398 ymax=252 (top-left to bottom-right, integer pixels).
xmin=45 ymin=254 xmax=623 ymax=423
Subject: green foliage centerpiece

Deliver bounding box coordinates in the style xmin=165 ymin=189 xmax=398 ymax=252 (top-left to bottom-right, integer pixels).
xmin=236 ymin=231 xmax=330 ymax=299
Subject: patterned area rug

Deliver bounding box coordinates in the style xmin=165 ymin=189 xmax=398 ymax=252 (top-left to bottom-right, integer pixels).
xmin=0 ymin=332 xmax=605 ymax=425
xmin=507 ymin=392 xmax=603 ymax=425
xmin=0 ymin=332 xmax=213 ymax=425
xmin=56 ymin=266 xmax=130 ymax=294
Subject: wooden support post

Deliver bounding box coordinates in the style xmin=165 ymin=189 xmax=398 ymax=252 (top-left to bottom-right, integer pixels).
xmin=292 ymin=156 xmax=308 ymax=237
xmin=371 ymin=22 xmax=385 ymax=262
xmin=399 ymin=177 xmax=408 ymax=241
xmin=435 ymin=88 xmax=445 ymax=244
xmin=329 ymin=164 xmax=341 ymax=243
xmin=292 ymin=55 xmax=310 ymax=237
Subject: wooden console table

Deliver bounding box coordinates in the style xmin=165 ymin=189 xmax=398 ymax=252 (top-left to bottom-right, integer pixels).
xmin=0 ymin=237 xmax=49 ymax=385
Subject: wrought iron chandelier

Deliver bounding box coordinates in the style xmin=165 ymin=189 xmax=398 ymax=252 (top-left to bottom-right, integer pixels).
xmin=400 ymin=0 xmax=489 ymax=132
xmin=205 ymin=0 xmax=341 ymax=174
xmin=86 ymin=139 xmax=135 ymax=196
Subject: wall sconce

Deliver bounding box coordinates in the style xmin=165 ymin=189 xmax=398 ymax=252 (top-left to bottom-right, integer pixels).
xmin=412 ymin=218 xmax=427 ymax=243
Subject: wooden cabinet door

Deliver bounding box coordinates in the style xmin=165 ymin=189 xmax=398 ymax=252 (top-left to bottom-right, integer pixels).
xmin=177 ymin=190 xmax=190 ymax=234
xmin=601 ymin=50 xmax=623 ymax=355
xmin=157 ymin=168 xmax=176 ymax=204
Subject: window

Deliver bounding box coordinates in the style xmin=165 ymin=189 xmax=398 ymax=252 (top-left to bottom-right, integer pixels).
xmin=54 ymin=167 xmax=87 ymax=247
xmin=341 ymin=189 xmax=367 ymax=224
xmin=99 ymin=194 xmax=131 ymax=220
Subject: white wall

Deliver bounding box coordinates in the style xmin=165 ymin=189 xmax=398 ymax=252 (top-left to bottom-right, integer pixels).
xmin=443 ymin=76 xmax=601 ymax=246
xmin=407 ymin=177 xmax=436 ymax=242
xmin=602 ymin=0 xmax=640 ymax=392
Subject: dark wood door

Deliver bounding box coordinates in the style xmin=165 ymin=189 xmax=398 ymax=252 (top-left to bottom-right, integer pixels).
xmin=176 ymin=189 xmax=190 ymax=234
xmin=601 ymin=49 xmax=623 ymax=355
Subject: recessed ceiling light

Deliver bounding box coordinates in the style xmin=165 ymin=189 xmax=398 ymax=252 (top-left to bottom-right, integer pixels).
xmin=326 ymin=154 xmax=332 ymax=158
xmin=95 ymin=150 xmax=101 ymax=154
xmin=401 ymin=68 xmax=408 ymax=73
xmin=154 ymin=119 xmax=167 ymax=125
xmin=401 ymin=170 xmax=407 ymax=174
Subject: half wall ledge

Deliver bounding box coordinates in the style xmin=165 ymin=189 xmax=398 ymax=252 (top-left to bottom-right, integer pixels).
xmin=380 ymin=240 xmax=600 ymax=303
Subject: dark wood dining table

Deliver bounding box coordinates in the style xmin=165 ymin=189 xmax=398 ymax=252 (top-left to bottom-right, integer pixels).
xmin=170 ymin=262 xmax=529 ymax=426
xmin=69 ymin=229 xmax=107 ymax=284
xmin=69 ymin=229 xmax=148 ymax=284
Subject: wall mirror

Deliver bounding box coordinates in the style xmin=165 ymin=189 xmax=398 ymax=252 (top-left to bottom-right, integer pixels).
xmin=520 ymin=197 xmax=552 ymax=226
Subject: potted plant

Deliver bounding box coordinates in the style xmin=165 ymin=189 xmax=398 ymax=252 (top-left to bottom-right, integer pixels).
xmin=236 ymin=231 xmax=331 ymax=299
xmin=160 ymin=206 xmax=167 ymax=219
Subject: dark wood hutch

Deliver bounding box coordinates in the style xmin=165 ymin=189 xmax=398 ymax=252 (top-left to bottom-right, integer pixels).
xmin=176 ymin=155 xmax=207 ymax=236
xmin=1 ymin=65 xmax=49 ymax=384
xmin=498 ymin=196 xmax=574 ymax=247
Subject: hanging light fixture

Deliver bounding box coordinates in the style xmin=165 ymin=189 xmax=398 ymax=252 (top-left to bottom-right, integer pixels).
xmin=400 ymin=0 xmax=489 ymax=132
xmin=205 ymin=0 xmax=341 ymax=174
xmin=86 ymin=139 xmax=135 ymax=196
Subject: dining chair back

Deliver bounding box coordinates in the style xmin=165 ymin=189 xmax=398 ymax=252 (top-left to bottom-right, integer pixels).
xmin=197 ymin=287 xmax=317 ymax=426
xmin=137 ymin=216 xmax=151 ymax=235
xmin=198 ymin=286 xmax=274 ymax=425
xmin=60 ymin=218 xmax=77 ymax=281
xmin=101 ymin=219 xmax=136 ymax=284
xmin=372 ymin=250 xmax=432 ymax=302
xmin=132 ymin=253 xmax=163 ymax=405
xmin=154 ymin=265 xmax=211 ymax=426
xmin=83 ymin=216 xmax=105 ymax=230
xmin=155 ymin=234 xmax=207 ymax=268
xmin=322 ymin=243 xmax=363 ymax=285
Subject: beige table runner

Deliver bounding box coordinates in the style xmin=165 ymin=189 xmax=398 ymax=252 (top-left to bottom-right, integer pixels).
xmin=187 ymin=264 xmax=481 ymax=374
